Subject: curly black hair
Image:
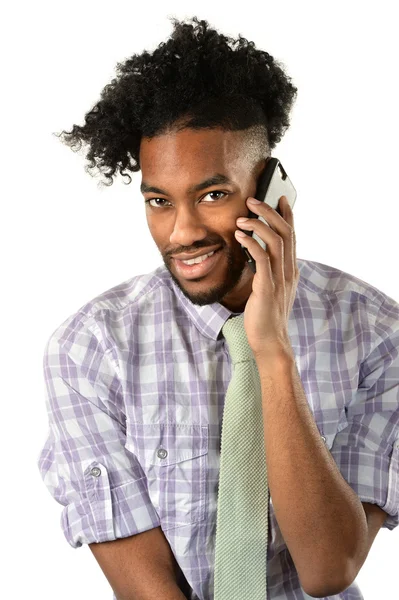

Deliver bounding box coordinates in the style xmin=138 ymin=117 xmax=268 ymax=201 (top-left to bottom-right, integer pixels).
xmin=55 ymin=16 xmax=298 ymax=187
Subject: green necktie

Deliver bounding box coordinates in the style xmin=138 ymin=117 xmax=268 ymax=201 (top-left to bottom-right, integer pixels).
xmin=214 ymin=313 xmax=269 ymax=599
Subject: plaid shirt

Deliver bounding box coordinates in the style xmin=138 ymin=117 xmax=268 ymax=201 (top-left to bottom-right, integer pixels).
xmin=38 ymin=258 xmax=399 ymax=600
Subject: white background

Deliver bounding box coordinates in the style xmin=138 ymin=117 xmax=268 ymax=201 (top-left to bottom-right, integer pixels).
xmin=2 ymin=1 xmax=398 ymax=598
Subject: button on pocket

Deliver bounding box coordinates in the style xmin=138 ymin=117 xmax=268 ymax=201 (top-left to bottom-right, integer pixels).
xmin=125 ymin=423 xmax=209 ymax=531
xmin=319 ymin=415 xmax=350 ymax=451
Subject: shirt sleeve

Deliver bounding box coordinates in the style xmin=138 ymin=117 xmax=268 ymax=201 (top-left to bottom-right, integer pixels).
xmin=37 ymin=313 xmax=161 ymax=548
xmin=330 ymin=296 xmax=399 ymax=531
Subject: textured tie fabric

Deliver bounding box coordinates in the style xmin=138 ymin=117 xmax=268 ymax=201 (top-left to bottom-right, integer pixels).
xmin=214 ymin=313 xmax=269 ymax=599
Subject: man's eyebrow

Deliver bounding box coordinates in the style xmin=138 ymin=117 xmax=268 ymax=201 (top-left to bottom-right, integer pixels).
xmin=140 ymin=173 xmax=234 ymax=195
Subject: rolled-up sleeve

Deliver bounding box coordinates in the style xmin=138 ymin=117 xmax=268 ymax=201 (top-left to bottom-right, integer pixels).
xmin=37 ymin=314 xmax=161 ymax=548
xmin=330 ymin=297 xmax=399 ymax=531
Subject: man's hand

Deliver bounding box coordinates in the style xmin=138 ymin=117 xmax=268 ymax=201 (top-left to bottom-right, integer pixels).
xmin=235 ymin=195 xmax=299 ymax=358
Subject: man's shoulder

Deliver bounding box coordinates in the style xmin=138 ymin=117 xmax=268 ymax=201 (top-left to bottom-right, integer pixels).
xmin=46 ymin=264 xmax=173 ymax=349
xmin=297 ymin=258 xmax=399 ymax=313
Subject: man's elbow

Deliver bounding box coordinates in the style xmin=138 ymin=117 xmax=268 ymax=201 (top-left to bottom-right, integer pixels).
xmin=303 ymin=577 xmax=352 ymax=598
xmin=301 ymin=563 xmax=354 ymax=598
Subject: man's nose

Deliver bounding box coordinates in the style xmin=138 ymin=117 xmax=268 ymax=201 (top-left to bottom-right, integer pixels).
xmin=169 ymin=209 xmax=208 ymax=247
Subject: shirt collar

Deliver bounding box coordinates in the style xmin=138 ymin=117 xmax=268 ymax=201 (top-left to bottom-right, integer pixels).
xmin=154 ymin=262 xmax=304 ymax=342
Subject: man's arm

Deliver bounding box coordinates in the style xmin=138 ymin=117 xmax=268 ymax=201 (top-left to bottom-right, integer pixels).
xmin=89 ymin=526 xmax=188 ymax=600
xmin=256 ymin=350 xmax=370 ymax=597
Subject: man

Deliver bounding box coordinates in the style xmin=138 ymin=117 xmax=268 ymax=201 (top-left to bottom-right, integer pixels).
xmin=38 ymin=16 xmax=399 ymax=600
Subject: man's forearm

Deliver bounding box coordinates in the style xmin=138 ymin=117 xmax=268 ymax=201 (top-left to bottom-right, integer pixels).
xmin=255 ymin=347 xmax=368 ymax=596
xmin=113 ymin=563 xmax=189 ymax=600
xmin=89 ymin=527 xmax=191 ymax=600
xmin=117 ymin=580 xmax=188 ymax=600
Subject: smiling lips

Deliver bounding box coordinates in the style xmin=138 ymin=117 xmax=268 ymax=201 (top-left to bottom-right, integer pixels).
xmin=172 ymin=245 xmax=221 ymax=261
xmin=173 ymin=247 xmax=223 ymax=279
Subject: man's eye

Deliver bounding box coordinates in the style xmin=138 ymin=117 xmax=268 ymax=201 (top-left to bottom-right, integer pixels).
xmin=205 ymin=191 xmax=227 ymax=202
xmin=145 ymin=198 xmax=168 ymax=207
xmin=145 ymin=191 xmax=227 ymax=208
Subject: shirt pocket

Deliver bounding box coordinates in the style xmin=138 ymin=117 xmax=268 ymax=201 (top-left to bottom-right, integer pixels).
xmin=311 ymin=409 xmax=349 ymax=451
xmin=296 ymin=364 xmax=351 ymax=450
xmin=125 ymin=422 xmax=209 ymax=531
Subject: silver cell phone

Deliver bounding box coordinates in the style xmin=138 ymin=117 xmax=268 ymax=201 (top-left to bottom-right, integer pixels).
xmin=240 ymin=157 xmax=297 ymax=273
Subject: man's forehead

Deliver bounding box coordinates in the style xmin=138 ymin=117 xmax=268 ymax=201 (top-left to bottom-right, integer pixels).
xmin=139 ymin=128 xmax=261 ymax=188
xmin=139 ymin=128 xmax=247 ymax=162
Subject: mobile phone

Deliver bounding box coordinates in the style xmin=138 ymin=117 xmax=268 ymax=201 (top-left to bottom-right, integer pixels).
xmin=240 ymin=157 xmax=297 ymax=273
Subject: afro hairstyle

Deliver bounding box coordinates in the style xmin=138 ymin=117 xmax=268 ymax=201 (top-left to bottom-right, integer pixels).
xmin=55 ymin=16 xmax=298 ymax=187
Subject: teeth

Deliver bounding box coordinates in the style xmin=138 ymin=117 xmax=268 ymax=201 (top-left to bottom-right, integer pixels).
xmin=181 ymin=250 xmax=215 ymax=266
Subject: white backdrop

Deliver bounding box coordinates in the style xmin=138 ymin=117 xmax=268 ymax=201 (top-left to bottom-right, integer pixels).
xmin=2 ymin=1 xmax=398 ymax=599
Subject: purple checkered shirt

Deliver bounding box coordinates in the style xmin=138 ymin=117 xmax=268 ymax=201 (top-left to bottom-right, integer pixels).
xmin=38 ymin=258 xmax=399 ymax=600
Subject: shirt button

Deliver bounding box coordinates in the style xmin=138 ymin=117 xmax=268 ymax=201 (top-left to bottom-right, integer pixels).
xmin=157 ymin=448 xmax=168 ymax=459
xmin=90 ymin=467 xmax=101 ymax=477
xmin=321 ymin=435 xmax=327 ymax=444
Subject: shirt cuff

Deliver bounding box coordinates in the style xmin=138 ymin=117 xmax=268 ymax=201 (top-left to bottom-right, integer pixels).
xmin=61 ymin=461 xmax=161 ymax=547
xmin=331 ymin=425 xmax=399 ymax=531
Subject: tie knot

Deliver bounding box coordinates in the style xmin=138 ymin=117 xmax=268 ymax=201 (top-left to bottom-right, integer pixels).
xmin=221 ymin=314 xmax=254 ymax=363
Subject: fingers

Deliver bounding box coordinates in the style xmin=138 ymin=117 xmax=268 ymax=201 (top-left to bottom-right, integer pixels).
xmin=236 ymin=196 xmax=297 ymax=284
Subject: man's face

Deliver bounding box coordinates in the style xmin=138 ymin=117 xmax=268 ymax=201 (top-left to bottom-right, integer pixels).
xmin=139 ymin=127 xmax=267 ymax=312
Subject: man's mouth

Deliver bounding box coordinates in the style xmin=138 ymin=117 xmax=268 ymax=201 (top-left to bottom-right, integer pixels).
xmin=173 ymin=248 xmax=223 ymax=279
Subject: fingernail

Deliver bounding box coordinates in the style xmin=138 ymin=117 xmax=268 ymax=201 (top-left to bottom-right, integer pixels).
xmin=247 ymin=197 xmax=262 ymax=204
